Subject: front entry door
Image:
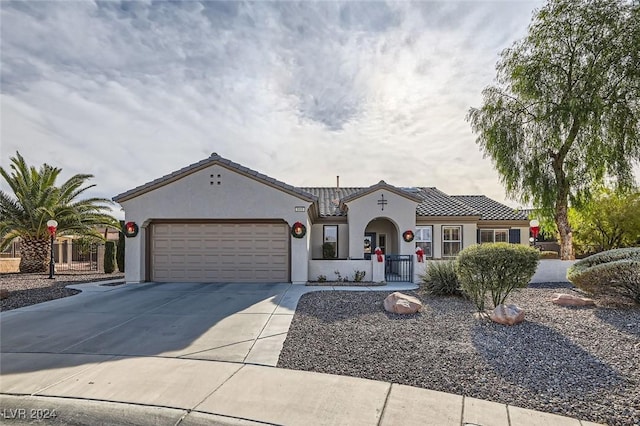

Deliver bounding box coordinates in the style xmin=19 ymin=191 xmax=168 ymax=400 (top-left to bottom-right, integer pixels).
xmin=364 ymin=232 xmax=376 ymax=260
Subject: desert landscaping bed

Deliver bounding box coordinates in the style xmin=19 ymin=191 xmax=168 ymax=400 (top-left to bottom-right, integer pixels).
xmin=0 ymin=272 xmax=124 ymax=311
xmin=278 ymin=284 xmax=640 ymax=426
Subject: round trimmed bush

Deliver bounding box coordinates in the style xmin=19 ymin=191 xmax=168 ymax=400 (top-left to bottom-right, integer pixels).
xmin=456 ymin=243 xmax=540 ymax=311
xmin=567 ymin=248 xmax=640 ymax=303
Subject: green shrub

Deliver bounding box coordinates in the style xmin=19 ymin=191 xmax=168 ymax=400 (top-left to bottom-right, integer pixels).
xmin=104 ymin=241 xmax=116 ymax=274
xmin=456 ymin=243 xmax=539 ymax=311
xmin=354 ymin=270 xmax=366 ymax=282
xmin=420 ymin=260 xmax=462 ymax=296
xmin=116 ymin=224 xmax=125 ymax=272
xmin=322 ymin=242 xmax=336 ymax=259
xmin=540 ymin=251 xmax=559 ymax=259
xmin=317 ymin=275 xmax=327 ymax=282
xmin=567 ymin=248 xmax=640 ymax=303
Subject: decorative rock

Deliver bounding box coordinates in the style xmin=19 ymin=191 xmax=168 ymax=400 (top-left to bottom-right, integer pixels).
xmin=0 ymin=288 xmax=9 ymax=300
xmin=490 ymin=304 xmax=525 ymax=325
xmin=552 ymin=293 xmax=596 ymax=307
xmin=383 ymin=292 xmax=422 ymax=314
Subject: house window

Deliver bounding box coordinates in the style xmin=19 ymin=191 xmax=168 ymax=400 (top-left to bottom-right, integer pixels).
xmin=442 ymin=226 xmax=462 ymax=257
xmin=479 ymin=229 xmax=509 ymax=244
xmin=323 ymin=225 xmax=338 ymax=259
xmin=415 ymin=226 xmax=433 ymax=257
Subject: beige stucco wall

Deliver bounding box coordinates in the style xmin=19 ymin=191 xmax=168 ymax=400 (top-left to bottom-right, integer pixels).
xmin=117 ymin=163 xmax=313 ymax=284
xmin=345 ymin=190 xmax=418 ymax=259
xmin=416 ymin=220 xmax=478 ymax=259
xmin=0 ymin=258 xmax=20 ymax=273
xmin=310 ymin=223 xmax=349 ymax=259
xmin=308 ymin=259 xmax=371 ymax=282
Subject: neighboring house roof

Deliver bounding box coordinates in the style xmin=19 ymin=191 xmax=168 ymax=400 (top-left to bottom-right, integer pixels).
xmin=113 ymin=153 xmax=317 ymax=203
xmin=451 ymin=195 xmax=528 ymax=221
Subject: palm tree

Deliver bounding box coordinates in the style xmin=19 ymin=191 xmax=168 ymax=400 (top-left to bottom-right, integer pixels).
xmin=0 ymin=152 xmax=118 ymax=273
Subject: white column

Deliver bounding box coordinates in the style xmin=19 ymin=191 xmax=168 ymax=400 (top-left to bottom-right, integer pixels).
xmin=413 ymin=255 xmax=427 ymax=284
xmin=372 ymin=255 xmax=385 ymax=283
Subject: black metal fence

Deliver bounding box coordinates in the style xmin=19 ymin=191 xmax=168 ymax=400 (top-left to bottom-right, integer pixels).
xmin=1 ymin=240 xmax=105 ymax=272
xmin=385 ymin=255 xmax=413 ymax=282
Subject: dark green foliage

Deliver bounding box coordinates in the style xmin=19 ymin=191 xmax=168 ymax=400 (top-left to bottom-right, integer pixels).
xmin=353 ymin=270 xmax=366 ymax=282
xmin=420 ymin=260 xmax=462 ymax=296
xmin=116 ymin=222 xmax=125 ymax=272
xmin=456 ymin=243 xmax=540 ymax=311
xmin=104 ymin=241 xmax=116 ymax=274
xmin=567 ymin=248 xmax=640 ymax=303
xmin=322 ymin=242 xmax=336 ymax=259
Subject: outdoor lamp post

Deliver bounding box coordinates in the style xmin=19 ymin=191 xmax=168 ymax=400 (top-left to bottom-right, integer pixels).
xmin=46 ymin=219 xmax=58 ymax=279
xmin=529 ymin=219 xmax=540 ymax=248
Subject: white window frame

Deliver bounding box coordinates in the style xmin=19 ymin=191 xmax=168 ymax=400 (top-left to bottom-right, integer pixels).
xmin=479 ymin=229 xmax=509 ymax=244
xmin=442 ymin=226 xmax=462 ymax=257
xmin=415 ymin=226 xmax=433 ymax=258
xmin=323 ymin=225 xmax=338 ymax=259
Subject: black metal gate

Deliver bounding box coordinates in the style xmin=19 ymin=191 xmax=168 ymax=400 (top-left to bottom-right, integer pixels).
xmin=385 ymin=255 xmax=413 ymax=282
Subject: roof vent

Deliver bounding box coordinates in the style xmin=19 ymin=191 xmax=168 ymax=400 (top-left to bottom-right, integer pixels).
xmin=210 ymin=152 xmax=218 ymax=157
xmin=402 ymin=187 xmax=420 ymax=193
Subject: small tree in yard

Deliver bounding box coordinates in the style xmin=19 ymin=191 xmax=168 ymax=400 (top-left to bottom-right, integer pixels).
xmin=104 ymin=241 xmax=116 ymax=274
xmin=456 ymin=243 xmax=539 ymax=312
xmin=468 ymin=0 xmax=640 ymax=260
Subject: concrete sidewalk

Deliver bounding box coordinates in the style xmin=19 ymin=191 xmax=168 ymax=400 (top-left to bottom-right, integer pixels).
xmin=0 ymin=354 xmax=601 ymax=426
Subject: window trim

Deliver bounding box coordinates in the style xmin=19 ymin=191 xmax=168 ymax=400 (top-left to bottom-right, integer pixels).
xmin=415 ymin=225 xmax=433 ymax=258
xmin=323 ymin=225 xmax=338 ymax=259
xmin=479 ymin=229 xmax=509 ymax=244
xmin=442 ymin=225 xmax=462 ymax=257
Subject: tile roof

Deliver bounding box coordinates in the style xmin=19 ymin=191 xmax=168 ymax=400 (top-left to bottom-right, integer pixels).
xmin=113 ymin=153 xmax=317 ymax=203
xmin=300 ymin=187 xmax=524 ymax=221
xmin=112 ymin=154 xmax=524 ymax=222
xmin=298 ymin=187 xmax=361 ymax=216
xmin=414 ymin=188 xmax=481 ymax=217
xmin=451 ymin=195 xmax=528 ymax=221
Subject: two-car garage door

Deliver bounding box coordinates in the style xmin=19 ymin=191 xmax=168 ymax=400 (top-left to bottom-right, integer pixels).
xmin=150 ymin=222 xmax=289 ymax=283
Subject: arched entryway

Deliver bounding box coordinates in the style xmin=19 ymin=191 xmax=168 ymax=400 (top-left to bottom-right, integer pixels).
xmin=364 ymin=217 xmax=413 ymax=282
xmin=363 ymin=217 xmax=399 ymax=259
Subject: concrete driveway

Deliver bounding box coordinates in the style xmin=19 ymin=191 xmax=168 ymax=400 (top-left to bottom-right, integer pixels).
xmin=0 ymin=281 xmax=306 ymax=368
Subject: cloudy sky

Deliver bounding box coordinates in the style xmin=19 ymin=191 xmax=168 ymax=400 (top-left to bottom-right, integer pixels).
xmin=1 ymin=0 xmax=547 ymax=217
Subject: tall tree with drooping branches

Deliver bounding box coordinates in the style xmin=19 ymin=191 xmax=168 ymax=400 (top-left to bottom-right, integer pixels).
xmin=468 ymin=0 xmax=640 ymax=259
xmin=0 ymin=152 xmax=118 ymax=273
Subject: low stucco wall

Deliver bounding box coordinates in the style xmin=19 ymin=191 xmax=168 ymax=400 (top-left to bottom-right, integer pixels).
xmin=308 ymin=259 xmax=372 ymax=282
xmin=0 ymin=258 xmax=20 ymax=273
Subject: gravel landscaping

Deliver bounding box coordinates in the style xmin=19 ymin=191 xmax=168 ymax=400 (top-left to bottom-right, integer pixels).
xmin=278 ymin=284 xmax=640 ymax=426
xmin=0 ymin=272 xmax=124 ymax=311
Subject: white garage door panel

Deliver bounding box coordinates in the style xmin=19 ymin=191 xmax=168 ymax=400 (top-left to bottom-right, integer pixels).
xmin=151 ymin=223 xmax=289 ymax=283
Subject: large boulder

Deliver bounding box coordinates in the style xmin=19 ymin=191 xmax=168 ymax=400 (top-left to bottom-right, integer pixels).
xmin=490 ymin=304 xmax=525 ymax=325
xmin=552 ymin=293 xmax=596 ymax=307
xmin=383 ymin=292 xmax=422 ymax=314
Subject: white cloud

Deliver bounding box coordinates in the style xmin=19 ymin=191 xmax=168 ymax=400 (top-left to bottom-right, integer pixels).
xmin=1 ymin=0 xmax=550 ymax=214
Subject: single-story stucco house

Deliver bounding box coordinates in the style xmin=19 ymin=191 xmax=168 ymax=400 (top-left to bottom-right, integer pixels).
xmin=113 ymin=153 xmax=529 ymax=284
